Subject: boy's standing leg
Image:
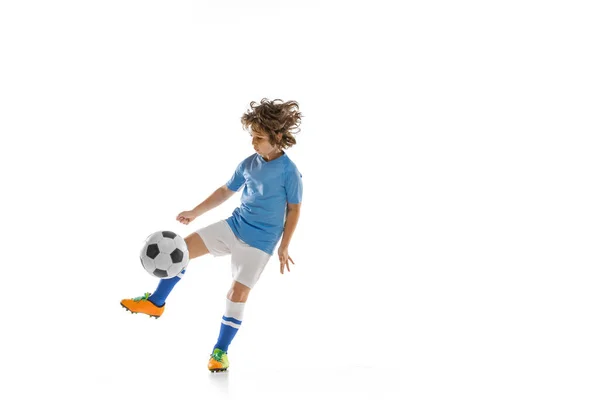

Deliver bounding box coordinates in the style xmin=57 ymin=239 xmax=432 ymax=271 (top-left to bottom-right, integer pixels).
xmin=208 ymin=241 xmax=270 ymax=372
xmin=208 ymin=280 xmax=251 ymax=372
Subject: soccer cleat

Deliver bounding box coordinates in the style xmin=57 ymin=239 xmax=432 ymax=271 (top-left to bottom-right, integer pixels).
xmin=208 ymin=348 xmax=230 ymax=372
xmin=120 ymin=292 xmax=164 ymax=318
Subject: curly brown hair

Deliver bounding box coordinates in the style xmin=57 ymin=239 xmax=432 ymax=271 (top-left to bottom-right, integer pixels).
xmin=241 ymin=98 xmax=302 ymax=150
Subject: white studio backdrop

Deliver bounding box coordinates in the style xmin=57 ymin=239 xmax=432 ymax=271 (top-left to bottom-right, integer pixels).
xmin=0 ymin=1 xmax=599 ymax=399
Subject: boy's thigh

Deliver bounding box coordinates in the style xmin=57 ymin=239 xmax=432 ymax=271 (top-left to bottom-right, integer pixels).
xmin=231 ymin=243 xmax=271 ymax=289
xmin=184 ymin=232 xmax=210 ymax=259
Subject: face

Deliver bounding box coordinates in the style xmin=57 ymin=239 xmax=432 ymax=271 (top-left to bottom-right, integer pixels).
xmin=251 ymin=130 xmax=279 ymax=157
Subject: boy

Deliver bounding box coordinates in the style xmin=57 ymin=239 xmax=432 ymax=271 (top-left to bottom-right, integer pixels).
xmin=120 ymin=98 xmax=303 ymax=372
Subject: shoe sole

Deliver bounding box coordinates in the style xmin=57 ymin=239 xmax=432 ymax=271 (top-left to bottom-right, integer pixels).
xmin=209 ymin=369 xmax=228 ymax=373
xmin=120 ymin=302 xmax=161 ymax=319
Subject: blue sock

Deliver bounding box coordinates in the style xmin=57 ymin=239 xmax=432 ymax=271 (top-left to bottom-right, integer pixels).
xmin=214 ymin=299 xmax=245 ymax=353
xmin=148 ymin=269 xmax=186 ymax=307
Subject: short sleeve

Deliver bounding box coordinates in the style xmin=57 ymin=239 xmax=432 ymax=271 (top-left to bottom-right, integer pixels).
xmin=284 ymin=165 xmax=303 ymax=204
xmin=226 ymin=161 xmax=245 ymax=192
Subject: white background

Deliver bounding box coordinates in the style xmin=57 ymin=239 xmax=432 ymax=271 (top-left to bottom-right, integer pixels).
xmin=1 ymin=1 xmax=599 ymax=399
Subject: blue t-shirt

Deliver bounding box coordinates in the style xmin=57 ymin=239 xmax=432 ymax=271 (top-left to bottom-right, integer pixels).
xmin=225 ymin=152 xmax=303 ymax=255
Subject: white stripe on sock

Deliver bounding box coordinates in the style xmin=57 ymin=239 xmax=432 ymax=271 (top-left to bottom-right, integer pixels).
xmin=221 ymin=318 xmax=241 ymax=329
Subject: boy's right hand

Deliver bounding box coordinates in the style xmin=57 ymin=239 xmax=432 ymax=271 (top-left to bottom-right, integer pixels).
xmin=176 ymin=210 xmax=197 ymax=225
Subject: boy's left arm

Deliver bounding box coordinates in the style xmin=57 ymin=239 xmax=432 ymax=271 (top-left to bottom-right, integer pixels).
xmin=280 ymin=203 xmax=301 ymax=248
xmin=278 ymin=203 xmax=301 ymax=273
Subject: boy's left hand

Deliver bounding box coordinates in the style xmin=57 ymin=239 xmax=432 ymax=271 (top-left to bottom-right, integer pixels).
xmin=278 ymin=246 xmax=295 ymax=274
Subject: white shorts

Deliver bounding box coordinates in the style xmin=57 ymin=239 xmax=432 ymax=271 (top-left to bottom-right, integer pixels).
xmin=195 ymin=220 xmax=271 ymax=289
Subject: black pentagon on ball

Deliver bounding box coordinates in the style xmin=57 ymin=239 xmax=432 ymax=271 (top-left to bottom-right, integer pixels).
xmin=162 ymin=231 xmax=176 ymax=239
xmin=153 ymin=268 xmax=168 ymax=278
xmin=146 ymin=243 xmax=160 ymax=259
xmin=171 ymin=248 xmax=184 ymax=263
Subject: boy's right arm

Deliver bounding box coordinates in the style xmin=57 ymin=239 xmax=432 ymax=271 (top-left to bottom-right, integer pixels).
xmin=177 ymin=185 xmax=236 ymax=225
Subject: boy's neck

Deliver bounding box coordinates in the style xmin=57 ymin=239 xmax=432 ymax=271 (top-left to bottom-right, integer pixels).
xmin=263 ymin=149 xmax=284 ymax=162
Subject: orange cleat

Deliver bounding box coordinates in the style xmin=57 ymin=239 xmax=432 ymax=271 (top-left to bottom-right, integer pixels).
xmin=120 ymin=292 xmax=164 ymax=318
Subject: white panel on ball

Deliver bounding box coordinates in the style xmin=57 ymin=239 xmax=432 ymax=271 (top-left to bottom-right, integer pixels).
xmin=157 ymin=238 xmax=176 ymax=254
xmin=153 ymin=253 xmax=173 ymax=270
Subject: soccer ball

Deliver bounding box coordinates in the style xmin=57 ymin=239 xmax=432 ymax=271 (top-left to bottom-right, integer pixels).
xmin=140 ymin=231 xmax=189 ymax=278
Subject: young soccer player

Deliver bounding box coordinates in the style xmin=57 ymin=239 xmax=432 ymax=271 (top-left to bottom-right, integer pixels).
xmin=120 ymin=98 xmax=303 ymax=372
